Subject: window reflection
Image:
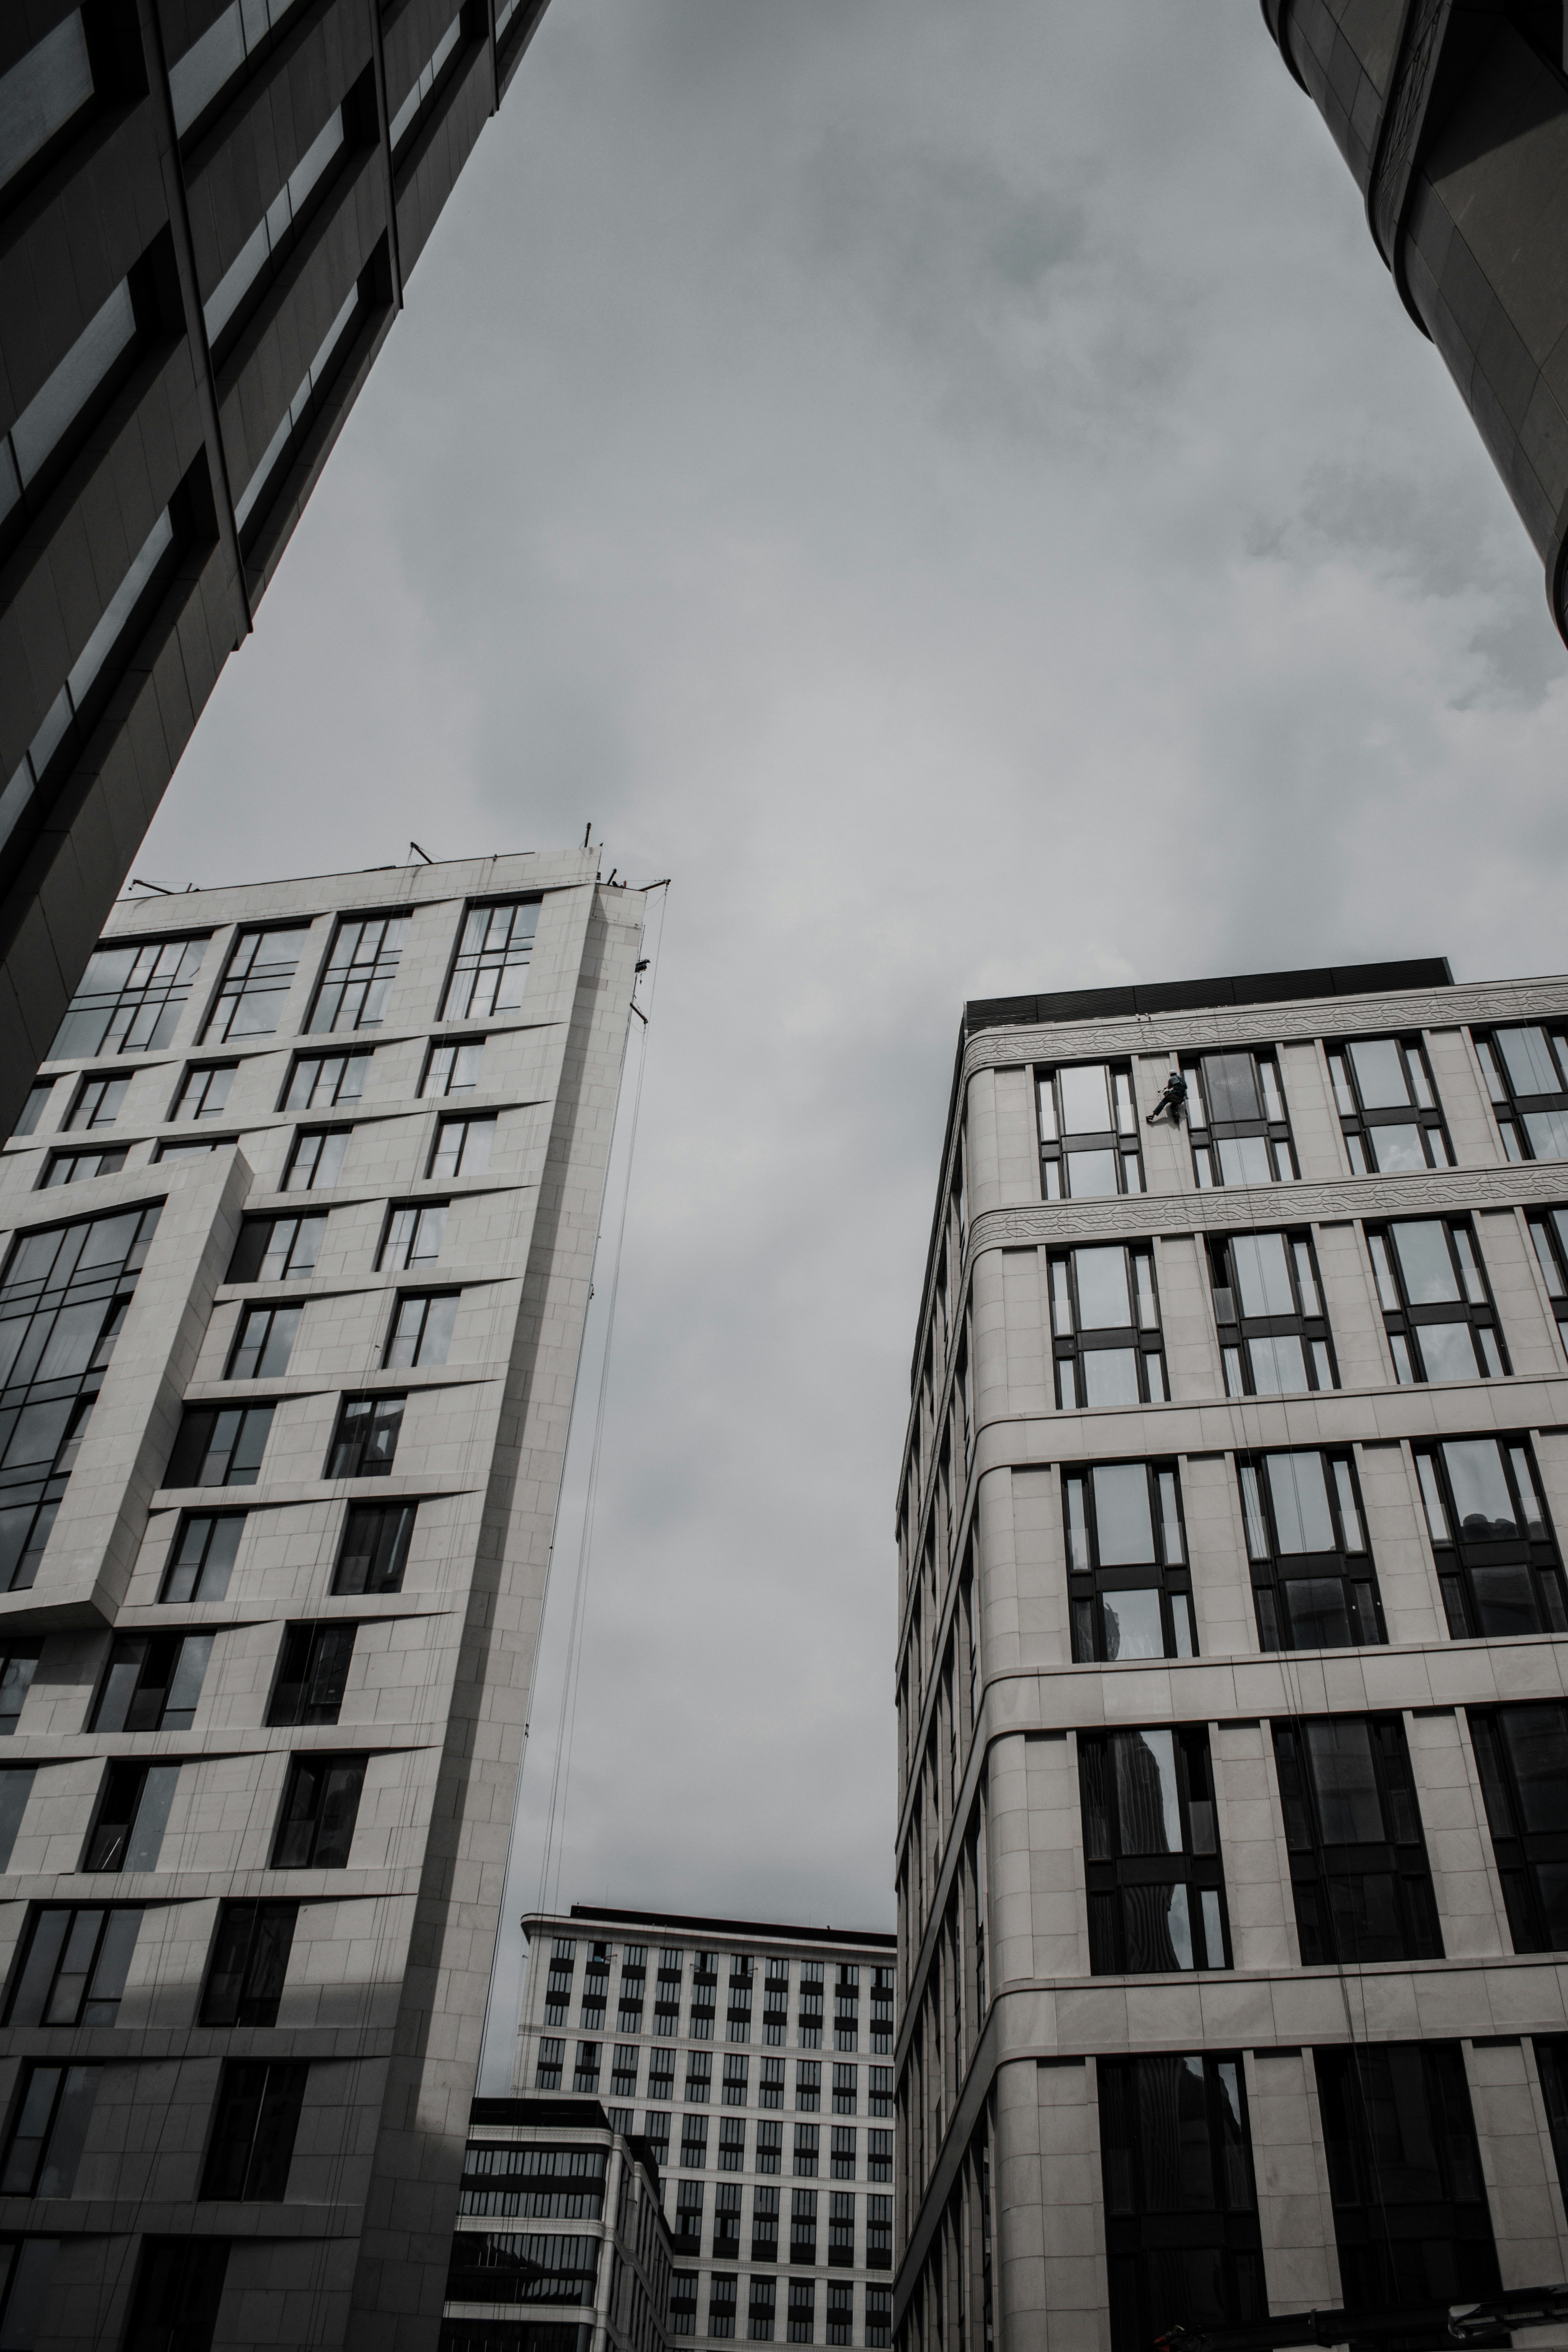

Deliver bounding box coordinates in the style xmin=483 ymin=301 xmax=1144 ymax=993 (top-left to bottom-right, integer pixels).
xmin=1037 ymin=1064 xmax=1143 ymax=1198
xmin=1064 ymin=1462 xmax=1194 ymax=1663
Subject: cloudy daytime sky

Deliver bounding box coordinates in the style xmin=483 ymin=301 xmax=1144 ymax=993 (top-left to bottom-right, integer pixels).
xmin=133 ymin=3 xmax=1568 ymax=2064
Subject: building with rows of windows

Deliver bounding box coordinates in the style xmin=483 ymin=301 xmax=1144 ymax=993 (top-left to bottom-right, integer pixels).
xmin=0 ymin=0 xmax=552 ymax=1136
xmin=515 ymin=1905 xmax=898 ymax=2349
xmin=896 ymin=957 xmax=1568 ymax=2350
xmin=0 ymin=849 xmax=648 ymax=2350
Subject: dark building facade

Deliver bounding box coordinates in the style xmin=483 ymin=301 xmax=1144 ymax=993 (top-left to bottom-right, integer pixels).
xmin=0 ymin=0 xmax=548 ymax=1135
xmin=1261 ymin=2 xmax=1568 ymax=646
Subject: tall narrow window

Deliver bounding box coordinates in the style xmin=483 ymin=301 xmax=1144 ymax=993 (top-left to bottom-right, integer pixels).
xmin=763 ymin=1957 xmax=789 ymax=2043
xmin=1467 ymin=1703 xmax=1568 ymax=1951
xmin=1327 ymin=1036 xmax=1451 ymax=1173
xmin=867 ymin=2193 xmax=892 ymax=2268
xmin=544 ymin=1938 xmax=577 ymax=2027
xmin=226 ymin=1302 xmax=300 ymax=1379
xmin=869 ymin=1966 xmax=893 ymax=2054
xmin=1063 ymin=1460 xmax=1195 ymax=1663
xmin=442 ymin=901 xmax=541 ymax=1021
xmin=0 ymin=1645 xmax=38 ymax=1735
xmin=611 ymin=2044 xmax=640 ymax=2099
xmin=1049 ymin=1243 xmax=1167 ymax=1407
xmin=1079 ymin=1726 xmax=1229 ymax=1972
xmin=325 ymin=1394 xmax=404 ymax=1478
xmin=752 ymin=2185 xmax=780 ymax=2259
xmin=201 ymin=2059 xmax=308 ymax=2200
xmin=1367 ymin=1217 xmax=1507 ymax=1381
xmin=308 ymin=917 xmax=408 ymax=1034
xmin=331 ymin=1501 xmax=415 ymax=1599
xmin=574 ymin=2040 xmax=601 ymax=2094
xmin=1098 ymin=2054 xmax=1264 ymax=2352
xmin=795 ymin=2061 xmax=820 ymax=2112
xmin=271 ymin=1755 xmax=365 ymax=1867
xmin=11 ymin=1082 xmax=54 ymax=1138
xmin=749 ymin=2272 xmax=777 ymax=2336
xmin=788 ymin=2282 xmax=816 ymax=2343
xmin=201 ymin=926 xmax=312 ymax=1044
xmin=1528 ymin=1208 xmax=1568 ymax=1350
xmin=534 ymin=2038 xmax=563 ymax=2092
xmin=790 ymin=2186 xmax=818 ymax=2255
xmin=833 ymin=1964 xmax=859 ymax=2051
xmin=1036 ymin=1062 xmax=1143 ymax=1197
xmin=1238 ymin=1450 xmax=1384 ymax=1651
xmin=161 ymin=1512 xmax=245 ymax=1603
xmin=1272 ymin=1715 xmax=1440 ymax=1964
xmin=617 ymin=1944 xmax=646 ymax=2031
xmin=267 ymin=1624 xmax=355 ymax=1727
xmin=1182 ymin=1048 xmax=1296 ymax=1186
xmin=728 ymin=1953 xmax=754 ymax=2041
xmin=1413 ymin=1435 xmax=1566 ymax=1637
xmin=1314 ymin=2043 xmax=1500 ymax=2309
xmin=200 ymin=1901 xmax=299 ymax=2027
xmin=384 ymin=1292 xmax=457 ymax=1369
xmin=797 ymin=1960 xmax=823 ymax=2046
xmin=82 ymin=1762 xmax=179 ymax=1871
xmin=429 ymin=1114 xmax=494 ymax=1180
xmin=793 ymin=2125 xmax=819 ymax=2176
xmin=378 ymin=1203 xmax=447 ymax=1271
xmin=49 ymin=936 xmax=208 ymax=1060
xmin=1474 ymin=1024 xmax=1568 ymax=1161
xmin=1207 ymin=1229 xmax=1336 ymax=1395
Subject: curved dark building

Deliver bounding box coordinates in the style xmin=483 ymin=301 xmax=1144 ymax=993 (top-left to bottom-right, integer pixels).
xmin=1262 ymin=2 xmax=1568 ymax=644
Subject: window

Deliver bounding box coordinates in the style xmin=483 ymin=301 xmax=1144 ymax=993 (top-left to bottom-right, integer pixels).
xmin=284 ymin=1051 xmax=369 ymax=1113
xmin=200 ymin=1901 xmax=299 ymax=2027
xmin=227 ymin=1303 xmax=300 ymax=1379
xmin=643 ymin=2110 xmax=670 ymax=2165
xmin=1036 ymin=1061 xmax=1143 ymax=1197
xmin=1272 ymin=1715 xmax=1440 ymax=1964
xmin=686 ymin=2050 xmax=712 ymax=2102
xmin=49 ymin=936 xmax=207 ymax=1060
xmin=580 ymin=1941 xmax=609 ymax=2024
xmin=6 ymin=1905 xmax=143 ymax=2025
xmin=867 ymin=2193 xmax=892 ymax=2269
xmin=757 ymin=2120 xmax=783 ymax=2173
xmin=719 ymin=2116 xmax=746 ymax=2169
xmin=723 ymin=2054 xmax=749 ymax=2105
xmin=544 ymin=1938 xmax=576 ymax=2024
xmin=867 ymin=2130 xmax=892 ymax=2182
xmin=1207 ymin=1229 xmax=1336 ymax=1395
xmin=42 ymin=1144 xmax=126 ymax=1184
xmin=655 ymin=1947 xmax=683 ymax=2032
xmin=308 ymin=916 xmax=408 ymax=1034
xmin=865 ymin=2288 xmax=892 ymax=2347
xmin=173 ymin=1064 xmax=235 ymax=1121
xmin=728 ymin=1951 xmax=753 ymax=2039
xmin=384 ymin=1292 xmax=457 ymax=1369
xmin=1474 ymin=1023 xmax=1568 ymax=1161
xmin=610 ymin=2044 xmax=639 ymax=2098
xmin=760 ymin=2057 xmax=784 ymax=2108
xmin=1063 ymin=1461 xmax=1196 ymax=1662
xmin=456 ymin=2144 xmax=608 ymax=2221
xmin=828 ymin=2189 xmax=856 ymax=2261
xmin=573 ymin=2041 xmax=600 ymax=2093
xmin=793 ymin=2124 xmax=819 ymax=2176
xmin=1468 ymin=1704 xmax=1568 ymax=1950
xmin=1368 ymin=1217 xmax=1506 ymax=1381
xmin=534 ymin=2038 xmax=563 ymax=2091
xmin=201 ymin=2059 xmax=307 ymax=2200
xmin=283 ymin=1127 xmax=350 ymax=1191
xmin=1533 ymin=2038 xmax=1568 ymax=2205
xmin=714 ymin=2183 xmax=742 ymax=2254
xmin=617 ymin=1943 xmax=645 ymax=2030
xmin=752 ymin=2183 xmax=780 ymax=2259
xmin=378 ymin=1202 xmax=447 ymax=1272
xmin=157 ymin=1136 xmax=225 ymax=1165
xmin=709 ymin=2273 xmax=739 ymax=2337
xmin=868 ymin=2066 xmax=893 ymax=2118
xmin=749 ymin=2273 xmax=777 ymax=2340
xmin=1238 ymin=1450 xmax=1383 ymax=1651
xmin=424 ymin=1039 xmax=484 ymax=1097
xmin=1182 ymin=1048 xmax=1296 ymax=1185
xmin=11 ymin=1083 xmax=53 ymax=1138
xmin=166 ymin=1403 xmax=274 ymax=1488
xmin=388 ymin=9 xmax=463 ymax=147
xmin=681 ymin=2114 xmax=708 ymax=2167
xmin=168 ymin=0 xmax=310 ymax=133
xmin=1327 ymin=1037 xmax=1450 ymax=1173
xmin=0 ymin=1645 xmax=37 ymax=1735
xmin=1528 ymin=1209 xmax=1568 ymax=1348
xmin=830 ymin=2127 xmax=856 ymax=2179
xmin=161 ymin=1512 xmax=245 ymax=1603
xmin=271 ymin=1754 xmax=365 ymax=1867
xmin=763 ymin=1956 xmax=789 ymax=2043
xmin=0 ymin=2062 xmax=101 ymax=2195
xmin=1412 ymin=1436 xmax=1566 ymax=1637
xmin=870 ymin=1966 xmax=893 ymax=2054
xmin=797 ymin=1960 xmax=823 ymax=2047
xmin=671 ymin=2269 xmax=699 ymax=2331
xmin=82 ymin=1761 xmax=179 ymax=1871
xmin=332 ymin=1500 xmax=415 ymax=1596
xmin=91 ymin=1631 xmax=212 ymax=1732
xmin=674 ymin=2178 xmax=703 ymax=2243
xmin=1098 ymin=2052 xmax=1263 ymax=2352
xmin=691 ymin=1950 xmax=717 ymax=2037
xmin=0 ymin=1774 xmax=33 ymax=1872
xmin=827 ymin=2281 xmax=854 ymax=2342
xmin=442 ymin=900 xmax=540 ymax=1021
xmin=790 ymin=2186 xmax=818 ymax=2257
xmin=268 ymin=1624 xmax=355 ymax=1727
xmin=227 ymin=1212 xmax=326 ymax=1283
xmin=831 ymin=2063 xmax=857 ymax=2115
xmin=647 ymin=2046 xmax=675 ymax=2102
xmin=66 ymin=1073 xmax=128 ymax=1129
xmin=787 ymin=2278 xmax=815 ymax=2342
xmin=325 ymin=1393 xmax=404 ymax=1478
xmin=429 ymin=1114 xmax=495 ymax=1180
xmin=201 ymin=925 xmax=312 ymax=1044
xmin=0 ymin=2244 xmax=58 ymax=2352
xmin=1314 ymin=2043 xmax=1500 ymax=2309
xmin=1079 ymin=1726 xmax=1229 ymax=1972
xmin=443 ymin=2230 xmax=600 ymax=2306
xmin=795 ymin=2060 xmax=820 ymax=2112
xmin=1048 ymin=1243 xmax=1167 ymax=1408
xmin=833 ymin=1963 xmax=858 ymax=2051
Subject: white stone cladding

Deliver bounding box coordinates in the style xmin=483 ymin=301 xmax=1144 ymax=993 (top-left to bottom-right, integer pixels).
xmin=515 ymin=1906 xmax=898 ymax=2348
xmin=0 ymin=852 xmax=646 ymax=2351
xmin=895 ymin=969 xmax=1568 ymax=2352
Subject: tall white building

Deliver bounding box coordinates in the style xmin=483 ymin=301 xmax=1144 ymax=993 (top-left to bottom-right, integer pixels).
xmin=0 ymin=850 xmax=648 ymax=2351
xmin=896 ymin=960 xmax=1568 ymax=2352
xmin=515 ymin=1905 xmax=897 ymax=2347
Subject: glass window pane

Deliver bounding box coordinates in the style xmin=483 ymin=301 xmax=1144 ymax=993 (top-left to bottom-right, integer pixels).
xmin=1247 ymin=1334 xmax=1307 ymax=1394
xmin=1083 ymin=1350 xmax=1140 ymax=1409
xmin=1065 ymin=1149 xmax=1118 ymax=1196
xmin=1442 ymin=1442 xmax=1521 ymax=1538
xmin=1369 ymin=1124 xmax=1426 ymax=1172
xmin=1075 ymin=1247 xmax=1130 ymax=1329
xmin=1468 ymin=1565 xmax=1542 ymax=1638
xmin=1418 ymin=1323 xmax=1480 ymax=1383
xmin=1348 ymin=1039 xmax=1410 ymax=1108
xmin=1123 ymin=1882 xmax=1193 ymax=1972
xmin=1390 ymin=1222 xmax=1461 ymax=1304
xmin=1231 ymin=1232 xmax=1294 ymax=1318
xmin=1240 ymin=1465 xmax=1269 ymax=1561
xmin=1113 ymin=1729 xmax=1181 ymax=1855
xmin=1058 ymin=1065 xmax=1111 ymax=1134
xmin=1092 ymin=1465 xmax=1155 ymax=1563
xmin=1524 ymin=1109 xmax=1568 ymax=1160
xmin=1304 ymin=1720 xmax=1383 ymax=1843
xmin=1282 ymin=1578 xmax=1353 ymax=1649
xmin=1101 ymin=1588 xmax=1163 ymax=1661
xmin=1497 ymin=1026 xmax=1561 ymax=1097
xmin=1201 ymin=1054 xmax=1261 ymax=1123
xmin=1264 ymin=1453 xmax=1335 ymax=1553
xmin=1217 ymin=1135 xmax=1272 ymax=1187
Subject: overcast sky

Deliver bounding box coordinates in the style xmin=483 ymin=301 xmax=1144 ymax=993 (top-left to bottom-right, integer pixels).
xmin=139 ymin=2 xmax=1568 ymax=2075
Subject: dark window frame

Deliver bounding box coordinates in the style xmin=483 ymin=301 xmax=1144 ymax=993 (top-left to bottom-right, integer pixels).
xmin=199 ymin=1899 xmax=299 ymax=2027
xmin=331 ymin=1500 xmax=414 ymax=1596
xmin=1272 ymin=1714 xmax=1442 ymax=1966
xmin=200 ymin=2057 xmax=308 ymax=2201
xmin=1182 ymin=1046 xmax=1297 ymax=1188
xmin=225 ymin=1301 xmax=300 ymax=1381
xmin=1064 ymin=1459 xmax=1196 ymax=1664
xmin=199 ymin=924 xmax=312 ymax=1047
xmin=1473 ymin=1024 xmax=1568 ymax=1164
xmin=306 ymin=914 xmax=408 ymax=1037
xmin=1413 ymin=1434 xmax=1566 ymax=1639
xmin=324 ymin=1392 xmax=405 ymax=1479
xmin=1098 ymin=2051 xmax=1264 ymax=2352
xmin=1207 ymin=1228 xmax=1337 ymax=1397
xmin=225 ymin=1211 xmax=326 ymax=1284
xmin=1079 ymin=1724 xmax=1230 ymax=1974
xmin=281 ymin=1049 xmax=370 ymax=1113
xmin=1327 ymin=1035 xmax=1451 ymax=1175
xmin=1238 ymin=1448 xmax=1385 ymax=1652
xmin=1367 ymin=1216 xmax=1508 ymax=1384
xmin=5 ymin=1903 xmax=143 ymax=2026
xmin=267 ymin=1623 xmax=356 ymax=1728
xmin=1048 ymin=1242 xmax=1168 ymax=1410
xmin=1468 ymin=1703 xmax=1568 ymax=1952
xmin=160 ymin=1510 xmax=245 ymax=1603
xmin=1035 ymin=1061 xmax=1144 ymax=1199
xmin=270 ymin=1753 xmax=366 ymax=1869
xmin=1314 ymin=2041 xmax=1500 ymax=2312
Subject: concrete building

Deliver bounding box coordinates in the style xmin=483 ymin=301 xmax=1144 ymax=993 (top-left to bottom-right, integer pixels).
xmin=896 ymin=957 xmax=1568 ymax=2350
xmin=0 ymin=0 xmax=551 ymax=1134
xmin=0 ymin=848 xmax=647 ymax=2350
xmin=1261 ymin=2 xmax=1568 ymax=647
xmin=444 ymin=2093 xmax=672 ymax=2352
xmin=516 ymin=1905 xmax=898 ymax=2348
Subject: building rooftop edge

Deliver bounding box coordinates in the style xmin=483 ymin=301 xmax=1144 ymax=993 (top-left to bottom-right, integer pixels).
xmin=520 ymin=1903 xmax=896 ymax=1949
xmin=963 ymin=955 xmax=1454 ymax=1037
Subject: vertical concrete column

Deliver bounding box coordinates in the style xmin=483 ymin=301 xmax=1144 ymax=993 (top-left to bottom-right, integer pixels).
xmin=1243 ymin=2045 xmax=1341 ymax=2312
xmin=1407 ymin=1708 xmax=1510 ymax=1961
xmin=1466 ymin=2037 xmax=1568 ymax=2298
xmin=1183 ymin=1453 xmax=1252 ymax=1659
xmin=1000 ymin=1244 xmax=1051 ymax=1418
xmin=1212 ymin=1721 xmax=1297 ymax=1971
xmin=979 ymin=1466 xmax=1023 ymax=1677
xmin=988 ymin=1731 xmax=1036 ymax=1991
xmin=994 ymin=2055 xmax=1048 ymax=2352
xmin=995 ymin=1066 xmax=1039 ymax=1206
xmin=967 ymin=1070 xmax=1002 ymax=1216
xmin=1315 ymin=1218 xmax=1388 ymax=1395
xmin=1280 ymin=1040 xmax=1343 ymax=1183
xmin=1027 ymin=1733 xmax=1088 ymax=1978
xmin=1012 ymin=1463 xmax=1070 ymax=1669
xmin=1360 ymin=1440 xmax=1444 ymax=1645
xmin=1037 ymin=2055 xmax=1105 ymax=2352
xmin=1157 ymin=1231 xmax=1224 ymax=1403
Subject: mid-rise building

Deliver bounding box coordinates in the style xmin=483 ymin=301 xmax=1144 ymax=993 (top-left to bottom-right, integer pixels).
xmin=0 ymin=0 xmax=551 ymax=1130
xmin=445 ymin=2093 xmax=672 ymax=2352
xmin=516 ymin=1905 xmax=898 ymax=2349
xmin=1261 ymin=3 xmax=1568 ymax=645
xmin=896 ymin=957 xmax=1568 ymax=2349
xmin=0 ymin=849 xmax=647 ymax=2350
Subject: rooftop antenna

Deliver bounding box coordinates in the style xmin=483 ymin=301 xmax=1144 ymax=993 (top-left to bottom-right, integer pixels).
xmin=583 ymin=821 xmax=592 ymax=849
xmin=409 ymin=841 xmax=432 ymax=864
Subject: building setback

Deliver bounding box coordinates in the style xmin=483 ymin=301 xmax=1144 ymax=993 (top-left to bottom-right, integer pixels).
xmin=0 ymin=0 xmax=550 ymax=1135
xmin=516 ymin=1905 xmax=898 ymax=2349
xmin=896 ymin=958 xmax=1568 ymax=2350
xmin=0 ymin=849 xmax=646 ymax=2350
xmin=1261 ymin=2 xmax=1568 ymax=646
